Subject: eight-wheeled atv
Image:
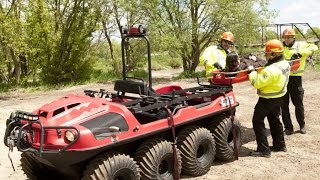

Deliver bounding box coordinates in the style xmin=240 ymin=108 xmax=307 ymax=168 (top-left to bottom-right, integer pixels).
xmin=4 ymin=25 xmax=246 ymax=179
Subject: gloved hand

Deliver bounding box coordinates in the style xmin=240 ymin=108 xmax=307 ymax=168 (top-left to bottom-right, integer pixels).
xmin=213 ymin=62 xmax=223 ymax=70
xmin=249 ymin=55 xmax=257 ymax=61
xmin=248 ymin=65 xmax=255 ymax=73
xmin=290 ymin=53 xmax=302 ymax=60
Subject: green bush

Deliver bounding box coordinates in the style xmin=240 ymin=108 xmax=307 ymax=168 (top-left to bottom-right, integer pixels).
xmin=40 ymin=56 xmax=94 ymax=84
xmin=151 ymin=61 xmax=164 ymax=71
xmin=151 ymin=52 xmax=181 ymax=69
xmin=91 ymin=67 xmax=119 ymax=82
xmin=0 ymin=83 xmax=10 ymax=92
xmin=174 ymin=70 xmax=205 ymax=79
xmin=168 ymin=58 xmax=181 ymax=69
xmin=129 ymin=69 xmax=148 ymax=79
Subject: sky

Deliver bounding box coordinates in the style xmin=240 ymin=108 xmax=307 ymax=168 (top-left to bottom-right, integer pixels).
xmin=268 ymin=0 xmax=320 ymax=28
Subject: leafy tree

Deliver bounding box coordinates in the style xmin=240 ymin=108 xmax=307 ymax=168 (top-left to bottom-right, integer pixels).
xmin=24 ymin=0 xmax=53 ymax=83
xmin=37 ymin=0 xmax=101 ymax=84
xmin=140 ymin=0 xmax=276 ymax=73
xmin=99 ymin=0 xmax=151 ymax=76
xmin=1 ymin=0 xmax=102 ymax=85
xmin=0 ymin=0 xmax=279 ymax=87
xmin=305 ymin=27 xmax=320 ymax=43
xmin=98 ymin=0 xmax=122 ymax=75
xmin=0 ymin=0 xmax=27 ymax=85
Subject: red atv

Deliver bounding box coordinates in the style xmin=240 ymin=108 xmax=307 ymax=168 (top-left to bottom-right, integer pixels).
xmin=4 ymin=25 xmax=242 ymax=180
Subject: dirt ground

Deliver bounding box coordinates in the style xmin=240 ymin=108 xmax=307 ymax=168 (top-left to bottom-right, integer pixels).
xmin=0 ymin=69 xmax=320 ymax=180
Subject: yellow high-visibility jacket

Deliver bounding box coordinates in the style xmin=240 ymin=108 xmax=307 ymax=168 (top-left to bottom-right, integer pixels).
xmin=200 ymin=45 xmax=228 ymax=76
xmin=249 ymin=59 xmax=290 ymax=99
xmin=283 ymin=41 xmax=318 ymax=76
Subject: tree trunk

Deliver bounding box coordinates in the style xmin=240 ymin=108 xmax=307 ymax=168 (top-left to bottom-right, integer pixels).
xmin=182 ymin=55 xmax=188 ymax=71
xmin=1 ymin=39 xmax=11 ymax=84
xmin=102 ymin=21 xmax=120 ymax=75
xmin=190 ymin=50 xmax=200 ymax=72
xmin=181 ymin=52 xmax=199 ymax=73
xmin=181 ymin=42 xmax=200 ymax=73
xmin=10 ymin=48 xmax=21 ymax=84
xmin=19 ymin=53 xmax=28 ymax=76
xmin=191 ymin=30 xmax=200 ymax=72
xmin=179 ymin=0 xmax=203 ymax=74
xmin=0 ymin=70 xmax=9 ymax=84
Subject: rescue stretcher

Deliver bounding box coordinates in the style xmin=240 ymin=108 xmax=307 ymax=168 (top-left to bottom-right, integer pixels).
xmin=210 ymin=59 xmax=301 ymax=85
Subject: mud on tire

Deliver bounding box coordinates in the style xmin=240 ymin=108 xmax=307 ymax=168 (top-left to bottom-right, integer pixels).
xmin=82 ymin=152 xmax=140 ymax=180
xmin=209 ymin=115 xmax=241 ymax=161
xmin=135 ymin=138 xmax=182 ymax=180
xmin=177 ymin=126 xmax=216 ymax=176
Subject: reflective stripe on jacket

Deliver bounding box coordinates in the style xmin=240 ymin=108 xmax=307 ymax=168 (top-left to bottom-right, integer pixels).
xmin=283 ymin=41 xmax=318 ymax=76
xmin=249 ymin=60 xmax=290 ymax=99
xmin=200 ymin=45 xmax=227 ymax=76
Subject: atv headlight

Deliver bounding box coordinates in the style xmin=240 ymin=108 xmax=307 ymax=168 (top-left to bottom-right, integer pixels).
xmin=15 ymin=111 xmax=39 ymax=121
xmin=64 ymin=130 xmax=75 ymax=142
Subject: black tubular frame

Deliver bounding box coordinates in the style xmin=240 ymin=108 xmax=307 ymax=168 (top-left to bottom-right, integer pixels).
xmin=121 ymin=33 xmax=153 ymax=89
xmin=16 ymin=119 xmax=80 ymax=156
xmin=121 ymin=84 xmax=233 ymax=113
xmin=262 ymin=23 xmax=320 ymax=44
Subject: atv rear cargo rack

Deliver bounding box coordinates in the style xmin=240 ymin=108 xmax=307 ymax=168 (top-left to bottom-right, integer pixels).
xmin=122 ymin=84 xmax=233 ymax=113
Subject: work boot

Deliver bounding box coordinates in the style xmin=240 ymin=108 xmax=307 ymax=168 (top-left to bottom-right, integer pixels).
xmin=270 ymin=146 xmax=287 ymax=152
xmin=249 ymin=151 xmax=271 ymax=158
xmin=284 ymin=129 xmax=293 ymax=135
xmin=298 ymin=127 xmax=306 ymax=134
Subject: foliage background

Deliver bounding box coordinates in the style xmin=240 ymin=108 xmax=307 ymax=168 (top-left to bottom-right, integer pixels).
xmin=0 ymin=0 xmax=319 ymax=90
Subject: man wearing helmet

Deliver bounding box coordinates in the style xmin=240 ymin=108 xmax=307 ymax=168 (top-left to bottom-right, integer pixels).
xmin=281 ymin=28 xmax=319 ymax=135
xmin=248 ymin=39 xmax=290 ymax=157
xmin=199 ymin=32 xmax=234 ymax=77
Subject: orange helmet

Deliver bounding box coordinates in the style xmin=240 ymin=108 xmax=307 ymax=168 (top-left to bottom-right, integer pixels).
xmin=265 ymin=39 xmax=284 ymax=54
xmin=282 ymin=28 xmax=296 ymax=38
xmin=221 ymin=32 xmax=234 ymax=43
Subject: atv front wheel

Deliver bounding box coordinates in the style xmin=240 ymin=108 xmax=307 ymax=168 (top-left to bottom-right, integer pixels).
xmin=21 ymin=152 xmax=60 ymax=179
xmin=209 ymin=116 xmax=241 ymax=161
xmin=177 ymin=126 xmax=215 ymax=176
xmin=82 ymin=152 xmax=140 ymax=180
xmin=135 ymin=138 xmax=182 ymax=179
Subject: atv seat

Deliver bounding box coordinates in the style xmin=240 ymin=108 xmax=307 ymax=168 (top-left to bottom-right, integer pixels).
xmin=114 ymin=79 xmax=148 ymax=96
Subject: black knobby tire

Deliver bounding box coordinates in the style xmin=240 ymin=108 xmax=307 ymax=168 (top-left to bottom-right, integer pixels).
xmin=177 ymin=126 xmax=216 ymax=176
xmin=209 ymin=115 xmax=241 ymax=161
xmin=135 ymin=138 xmax=182 ymax=180
xmin=21 ymin=152 xmax=38 ymax=179
xmin=82 ymin=152 xmax=140 ymax=180
xmin=21 ymin=152 xmax=59 ymax=180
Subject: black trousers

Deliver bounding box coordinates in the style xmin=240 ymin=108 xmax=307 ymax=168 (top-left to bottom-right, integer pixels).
xmin=253 ymin=97 xmax=286 ymax=153
xmin=281 ymin=76 xmax=305 ymax=131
